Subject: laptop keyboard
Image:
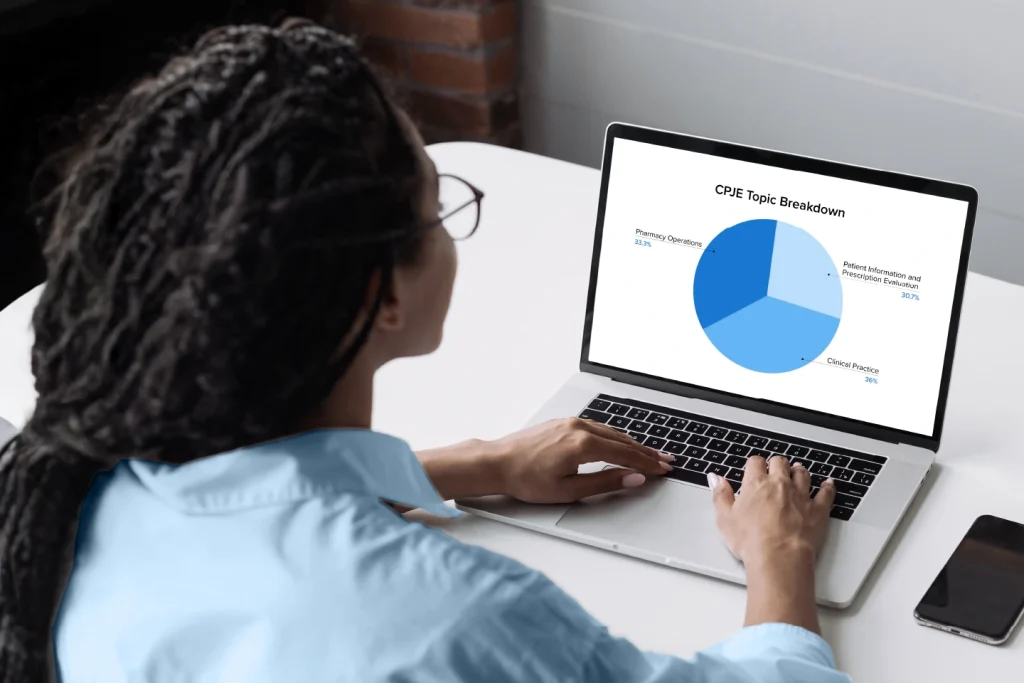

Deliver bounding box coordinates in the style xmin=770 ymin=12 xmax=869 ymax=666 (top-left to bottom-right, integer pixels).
xmin=578 ymin=394 xmax=887 ymax=522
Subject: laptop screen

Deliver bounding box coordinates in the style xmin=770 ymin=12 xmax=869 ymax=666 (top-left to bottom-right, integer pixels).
xmin=586 ymin=133 xmax=974 ymax=440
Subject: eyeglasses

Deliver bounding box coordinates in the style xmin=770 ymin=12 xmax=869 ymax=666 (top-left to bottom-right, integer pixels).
xmin=430 ymin=173 xmax=484 ymax=241
xmin=290 ymin=173 xmax=485 ymax=250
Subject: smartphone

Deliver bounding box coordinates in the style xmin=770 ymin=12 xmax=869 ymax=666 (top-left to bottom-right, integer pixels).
xmin=914 ymin=515 xmax=1024 ymax=645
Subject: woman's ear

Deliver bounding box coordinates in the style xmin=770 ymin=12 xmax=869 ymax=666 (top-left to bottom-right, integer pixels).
xmin=371 ymin=267 xmax=405 ymax=333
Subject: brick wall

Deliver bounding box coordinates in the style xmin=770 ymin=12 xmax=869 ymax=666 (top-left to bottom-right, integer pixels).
xmin=329 ymin=0 xmax=520 ymax=147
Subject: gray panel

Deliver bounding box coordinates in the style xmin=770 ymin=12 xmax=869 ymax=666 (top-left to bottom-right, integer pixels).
xmin=521 ymin=3 xmax=1024 ymax=284
xmin=970 ymin=208 xmax=1024 ymax=286
xmin=531 ymin=0 xmax=1024 ymax=114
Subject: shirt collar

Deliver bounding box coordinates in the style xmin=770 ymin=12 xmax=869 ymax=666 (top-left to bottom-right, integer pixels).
xmin=126 ymin=429 xmax=461 ymax=518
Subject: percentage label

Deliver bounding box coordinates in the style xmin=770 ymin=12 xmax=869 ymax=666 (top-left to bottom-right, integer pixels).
xmin=865 ymin=377 xmax=879 ymax=384
xmin=634 ymin=239 xmax=653 ymax=247
xmin=901 ymin=292 xmax=920 ymax=301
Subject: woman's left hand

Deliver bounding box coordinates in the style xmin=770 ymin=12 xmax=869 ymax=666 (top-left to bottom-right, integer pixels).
xmin=487 ymin=418 xmax=674 ymax=503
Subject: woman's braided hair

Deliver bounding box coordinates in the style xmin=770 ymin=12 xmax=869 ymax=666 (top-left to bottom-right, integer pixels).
xmin=0 ymin=20 xmax=424 ymax=681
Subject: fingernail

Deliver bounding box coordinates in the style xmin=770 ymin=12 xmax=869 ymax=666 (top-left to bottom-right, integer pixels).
xmin=622 ymin=473 xmax=646 ymax=488
xmin=792 ymin=462 xmax=805 ymax=470
xmin=707 ymin=473 xmax=722 ymax=489
xmin=658 ymin=452 xmax=676 ymax=462
xmin=824 ymin=478 xmax=835 ymax=487
xmin=659 ymin=461 xmax=673 ymax=472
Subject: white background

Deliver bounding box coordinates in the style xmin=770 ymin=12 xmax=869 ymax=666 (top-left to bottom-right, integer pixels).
xmin=588 ymin=139 xmax=970 ymax=436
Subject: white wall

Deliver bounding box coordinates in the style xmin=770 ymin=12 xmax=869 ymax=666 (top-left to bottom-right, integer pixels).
xmin=521 ymin=0 xmax=1024 ymax=285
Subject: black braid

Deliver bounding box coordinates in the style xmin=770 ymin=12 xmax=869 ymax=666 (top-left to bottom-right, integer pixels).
xmin=0 ymin=20 xmax=424 ymax=682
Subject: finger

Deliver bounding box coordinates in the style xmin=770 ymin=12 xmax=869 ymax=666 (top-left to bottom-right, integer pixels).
xmin=811 ymin=479 xmax=835 ymax=516
xmin=567 ymin=468 xmax=647 ymax=500
xmin=811 ymin=479 xmax=835 ymax=509
xmin=791 ymin=462 xmax=811 ymax=494
xmin=742 ymin=456 xmax=768 ymax=485
xmin=708 ymin=472 xmax=734 ymax=515
xmin=768 ymin=454 xmax=791 ymax=479
xmin=575 ymin=419 xmax=671 ymax=462
xmin=582 ymin=436 xmax=673 ymax=476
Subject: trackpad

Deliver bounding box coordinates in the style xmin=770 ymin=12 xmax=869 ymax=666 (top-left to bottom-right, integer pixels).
xmin=555 ymin=475 xmax=742 ymax=577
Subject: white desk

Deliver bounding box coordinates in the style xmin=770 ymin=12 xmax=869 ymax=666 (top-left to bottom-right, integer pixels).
xmin=2 ymin=142 xmax=1022 ymax=681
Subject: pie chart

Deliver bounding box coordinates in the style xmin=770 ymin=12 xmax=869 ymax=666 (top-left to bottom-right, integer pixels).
xmin=693 ymin=219 xmax=842 ymax=373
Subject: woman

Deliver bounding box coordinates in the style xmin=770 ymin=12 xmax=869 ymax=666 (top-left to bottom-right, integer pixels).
xmin=0 ymin=21 xmax=849 ymax=683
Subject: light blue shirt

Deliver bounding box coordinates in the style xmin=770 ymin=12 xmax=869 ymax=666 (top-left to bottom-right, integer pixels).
xmin=55 ymin=429 xmax=850 ymax=682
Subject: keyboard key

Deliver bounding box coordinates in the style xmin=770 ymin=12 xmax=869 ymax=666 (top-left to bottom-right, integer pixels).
xmin=705 ymin=463 xmax=729 ymax=477
xmin=725 ymin=455 xmax=747 ymax=468
xmin=810 ymin=462 xmax=833 ymax=476
xmin=668 ymin=429 xmax=689 ymax=442
xmin=687 ymin=434 xmax=710 ymax=447
xmin=607 ymin=403 xmax=630 ymax=416
xmin=704 ymin=451 xmax=726 ymax=464
xmin=853 ymin=472 xmax=875 ymax=486
xmin=791 ymin=457 xmax=812 ymax=469
xmin=767 ymin=440 xmax=788 ymax=453
xmin=726 ymin=481 xmax=742 ymax=495
xmin=727 ymin=444 xmax=751 ymax=457
xmin=833 ymin=493 xmax=861 ymax=509
xmin=667 ymin=417 xmax=688 ymax=430
xmin=609 ymin=415 xmax=632 ymax=429
xmin=663 ymin=440 xmax=687 ymax=455
xmin=685 ymin=446 xmax=708 ymax=459
xmin=686 ymin=422 xmax=709 ymax=434
xmin=667 ymin=465 xmax=710 ymax=487
xmin=648 ymin=425 xmax=670 ymax=438
xmin=852 ymin=451 xmax=888 ymax=465
xmin=627 ymin=408 xmax=650 ymax=420
xmin=587 ymin=399 xmax=611 ymax=412
xmin=707 ymin=427 xmax=728 ymax=439
xmin=684 ymin=458 xmax=710 ymax=473
xmin=749 ymin=449 xmax=770 ymax=459
xmin=726 ymin=468 xmax=745 ymax=482
xmin=726 ymin=431 xmax=748 ymax=443
xmin=645 ymin=437 xmax=667 ymax=450
xmin=830 ymin=506 xmax=853 ymax=521
xmin=810 ymin=474 xmax=826 ymax=487
xmin=809 ymin=487 xmax=820 ymax=499
xmin=579 ymin=409 xmax=611 ymax=424
xmin=832 ymin=468 xmax=853 ymax=482
xmin=827 ymin=454 xmax=851 ymax=468
xmin=848 ymin=459 xmax=882 ymax=475
xmin=628 ymin=432 xmax=647 ymax=443
xmin=746 ymin=435 xmax=768 ymax=448
xmin=647 ymin=412 xmax=668 ymax=426
xmin=834 ymin=481 xmax=868 ymax=497
xmin=629 ymin=420 xmax=650 ymax=433
xmin=808 ymin=450 xmax=829 ymax=462
xmin=786 ymin=444 xmax=809 ymax=458
xmin=708 ymin=439 xmax=730 ymax=452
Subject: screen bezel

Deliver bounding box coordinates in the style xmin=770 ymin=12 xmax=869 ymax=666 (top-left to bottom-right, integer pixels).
xmin=913 ymin=515 xmax=1024 ymax=641
xmin=580 ymin=123 xmax=978 ymax=450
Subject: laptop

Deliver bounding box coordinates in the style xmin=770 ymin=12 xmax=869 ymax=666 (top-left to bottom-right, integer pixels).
xmin=458 ymin=123 xmax=978 ymax=608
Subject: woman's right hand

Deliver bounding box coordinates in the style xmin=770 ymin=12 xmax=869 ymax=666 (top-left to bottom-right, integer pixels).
xmin=707 ymin=456 xmax=836 ymax=633
xmin=708 ymin=456 xmax=835 ymax=564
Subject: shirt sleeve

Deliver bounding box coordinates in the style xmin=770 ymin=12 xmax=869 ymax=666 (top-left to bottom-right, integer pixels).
xmin=411 ymin=563 xmax=851 ymax=683
xmin=586 ymin=622 xmax=852 ymax=683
